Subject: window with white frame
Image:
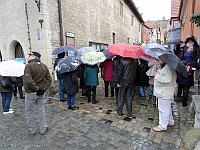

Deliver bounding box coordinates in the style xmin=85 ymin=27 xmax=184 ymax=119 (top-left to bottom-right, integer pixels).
xmin=131 ymin=15 xmax=134 ymax=25
xmin=120 ymin=1 xmax=123 ymax=17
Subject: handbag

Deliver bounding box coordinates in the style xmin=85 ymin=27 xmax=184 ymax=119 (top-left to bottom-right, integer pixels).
xmin=146 ymin=65 xmax=157 ymax=77
xmin=1 ymin=77 xmax=14 ymax=90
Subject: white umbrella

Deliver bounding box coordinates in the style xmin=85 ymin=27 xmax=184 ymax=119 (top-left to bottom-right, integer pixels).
xmin=0 ymin=60 xmax=25 ymax=77
xmin=81 ymin=52 xmax=106 ymax=65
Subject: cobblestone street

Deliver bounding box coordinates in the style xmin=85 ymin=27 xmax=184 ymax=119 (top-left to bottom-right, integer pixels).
xmin=0 ymin=81 xmax=196 ymax=150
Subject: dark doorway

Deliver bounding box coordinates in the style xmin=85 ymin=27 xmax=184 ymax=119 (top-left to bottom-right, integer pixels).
xmin=15 ymin=42 xmax=25 ymax=58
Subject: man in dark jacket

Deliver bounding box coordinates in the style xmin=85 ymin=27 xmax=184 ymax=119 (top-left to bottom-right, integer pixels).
xmin=24 ymin=51 xmax=52 ymax=135
xmin=116 ymin=58 xmax=137 ymax=118
xmin=54 ymin=52 xmax=65 ymax=102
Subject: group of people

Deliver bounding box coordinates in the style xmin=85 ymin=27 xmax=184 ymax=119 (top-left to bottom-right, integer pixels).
xmin=0 ymin=36 xmax=200 ymax=135
xmin=54 ymin=36 xmax=200 ymax=132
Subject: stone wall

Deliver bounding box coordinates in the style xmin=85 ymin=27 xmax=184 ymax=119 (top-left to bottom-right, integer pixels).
xmin=55 ymin=0 xmax=142 ymax=49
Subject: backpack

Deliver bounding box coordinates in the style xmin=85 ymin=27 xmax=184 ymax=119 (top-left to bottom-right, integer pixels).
xmin=1 ymin=77 xmax=14 ymax=90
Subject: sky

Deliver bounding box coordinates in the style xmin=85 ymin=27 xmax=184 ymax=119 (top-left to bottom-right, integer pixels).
xmin=132 ymin=0 xmax=171 ymax=21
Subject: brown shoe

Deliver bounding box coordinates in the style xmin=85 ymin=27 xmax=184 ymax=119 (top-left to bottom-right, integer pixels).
xmin=152 ymin=127 xmax=166 ymax=132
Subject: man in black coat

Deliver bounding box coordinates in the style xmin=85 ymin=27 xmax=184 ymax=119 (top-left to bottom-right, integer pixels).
xmin=116 ymin=58 xmax=137 ymax=118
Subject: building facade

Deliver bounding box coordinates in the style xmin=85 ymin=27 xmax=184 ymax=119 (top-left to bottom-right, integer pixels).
xmin=179 ymin=0 xmax=200 ymax=43
xmin=145 ymin=20 xmax=169 ymax=44
xmin=141 ymin=24 xmax=150 ymax=44
xmin=0 ymin=0 xmax=143 ymax=72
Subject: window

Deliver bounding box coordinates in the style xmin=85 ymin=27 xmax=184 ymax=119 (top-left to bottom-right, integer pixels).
xmin=120 ymin=1 xmax=123 ymax=17
xmin=108 ymin=0 xmax=114 ymax=8
xmin=113 ymin=32 xmax=116 ymax=44
xmin=139 ymin=24 xmax=140 ymax=32
xmin=131 ymin=15 xmax=134 ymax=25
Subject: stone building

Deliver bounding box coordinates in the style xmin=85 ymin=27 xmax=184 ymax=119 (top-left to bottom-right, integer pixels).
xmin=0 ymin=0 xmax=143 ymax=72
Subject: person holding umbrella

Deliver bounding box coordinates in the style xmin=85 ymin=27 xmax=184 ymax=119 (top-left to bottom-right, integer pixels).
xmin=116 ymin=58 xmax=137 ymax=118
xmin=177 ymin=36 xmax=200 ymax=107
xmin=152 ymin=57 xmax=177 ymax=132
xmin=99 ymin=59 xmax=114 ymax=98
xmin=0 ymin=76 xmax=16 ymax=114
xmin=84 ymin=64 xmax=99 ymax=104
xmin=56 ymin=55 xmax=82 ymax=109
xmin=54 ymin=52 xmax=66 ymax=102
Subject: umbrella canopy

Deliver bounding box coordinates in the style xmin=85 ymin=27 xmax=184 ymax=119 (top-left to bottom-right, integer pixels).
xmin=108 ymin=44 xmax=144 ymax=58
xmin=0 ymin=60 xmax=25 ymax=77
xmin=77 ymin=47 xmax=97 ymax=56
xmin=102 ymin=49 xmax=113 ymax=59
xmin=159 ymin=52 xmax=187 ymax=77
xmin=144 ymin=43 xmax=168 ymax=58
xmin=144 ymin=49 xmax=159 ymax=59
xmin=55 ymin=56 xmax=82 ymax=74
xmin=52 ymin=46 xmax=75 ymax=55
xmin=81 ymin=51 xmax=106 ymax=65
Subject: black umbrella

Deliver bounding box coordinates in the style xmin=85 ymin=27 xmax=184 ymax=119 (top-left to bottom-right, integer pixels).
xmin=56 ymin=56 xmax=82 ymax=74
xmin=159 ymin=52 xmax=187 ymax=77
xmin=52 ymin=46 xmax=75 ymax=55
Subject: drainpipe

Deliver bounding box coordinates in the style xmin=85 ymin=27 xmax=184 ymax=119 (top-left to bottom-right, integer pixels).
xmin=57 ymin=0 xmax=64 ymax=46
xmin=191 ymin=0 xmax=195 ymax=36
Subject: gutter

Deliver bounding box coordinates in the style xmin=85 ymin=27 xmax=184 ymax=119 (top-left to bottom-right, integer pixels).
xmin=57 ymin=0 xmax=64 ymax=46
xmin=178 ymin=0 xmax=183 ymax=20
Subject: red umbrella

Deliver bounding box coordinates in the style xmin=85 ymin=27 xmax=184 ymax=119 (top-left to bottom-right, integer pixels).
xmin=108 ymin=44 xmax=145 ymax=58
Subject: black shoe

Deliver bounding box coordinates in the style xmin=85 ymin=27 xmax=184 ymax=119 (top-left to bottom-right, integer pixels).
xmin=68 ymin=106 xmax=71 ymax=110
xmin=182 ymin=103 xmax=188 ymax=107
xmin=92 ymin=101 xmax=99 ymax=104
xmin=141 ymin=96 xmax=145 ymax=99
xmin=60 ymin=99 xmax=66 ymax=102
xmin=20 ymin=96 xmax=25 ymax=99
xmin=88 ymin=100 xmax=91 ymax=103
xmin=71 ymin=106 xmax=79 ymax=110
xmin=149 ymin=95 xmax=152 ymax=99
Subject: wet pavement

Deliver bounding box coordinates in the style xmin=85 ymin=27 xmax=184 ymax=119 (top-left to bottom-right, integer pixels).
xmin=0 ymin=80 xmax=196 ymax=150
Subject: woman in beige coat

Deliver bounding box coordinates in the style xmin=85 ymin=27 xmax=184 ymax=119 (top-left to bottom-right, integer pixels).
xmin=152 ymin=59 xmax=177 ymax=132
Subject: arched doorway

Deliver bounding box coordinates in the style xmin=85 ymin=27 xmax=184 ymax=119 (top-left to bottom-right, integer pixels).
xmin=15 ymin=42 xmax=25 ymax=58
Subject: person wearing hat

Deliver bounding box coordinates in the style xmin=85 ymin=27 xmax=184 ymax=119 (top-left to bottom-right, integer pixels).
xmin=23 ymin=51 xmax=52 ymax=135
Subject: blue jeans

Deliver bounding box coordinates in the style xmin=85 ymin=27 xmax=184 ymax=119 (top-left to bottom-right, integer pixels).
xmin=1 ymin=92 xmax=12 ymax=112
xmin=67 ymin=95 xmax=75 ymax=107
xmin=139 ymin=86 xmax=152 ymax=97
xmin=58 ymin=79 xmax=64 ymax=100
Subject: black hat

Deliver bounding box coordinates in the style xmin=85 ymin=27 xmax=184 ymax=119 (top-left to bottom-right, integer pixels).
xmin=29 ymin=51 xmax=41 ymax=58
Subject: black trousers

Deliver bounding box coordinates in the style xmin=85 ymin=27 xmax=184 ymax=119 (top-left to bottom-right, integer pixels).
xmin=14 ymin=86 xmax=23 ymax=97
xmin=177 ymin=84 xmax=184 ymax=97
xmin=117 ymin=83 xmax=133 ymax=117
xmin=104 ymin=81 xmax=114 ymax=97
xmin=182 ymin=85 xmax=190 ymax=106
xmin=115 ymin=88 xmax=119 ymax=106
xmin=86 ymin=86 xmax=97 ymax=103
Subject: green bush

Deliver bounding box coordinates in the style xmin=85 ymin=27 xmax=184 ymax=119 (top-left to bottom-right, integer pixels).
xmin=190 ymin=12 xmax=200 ymax=27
